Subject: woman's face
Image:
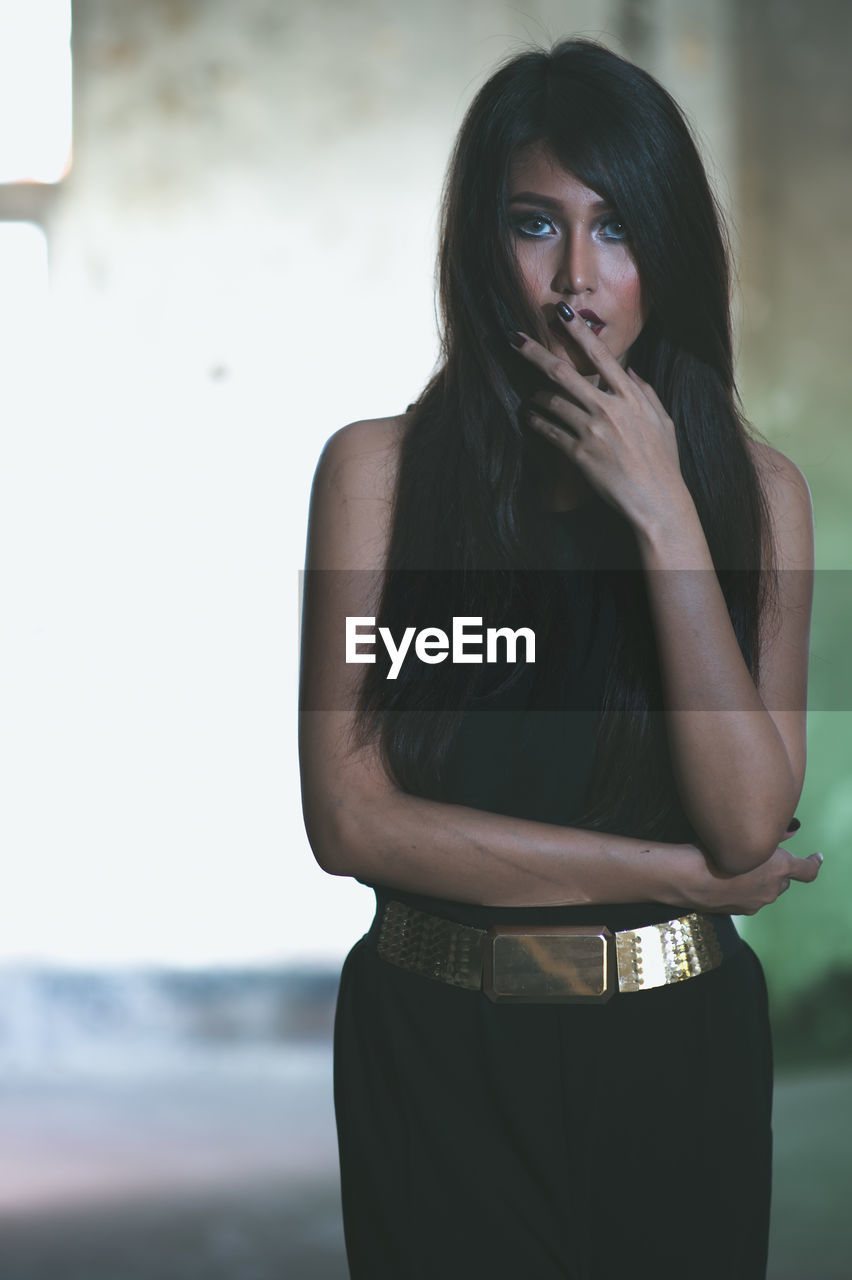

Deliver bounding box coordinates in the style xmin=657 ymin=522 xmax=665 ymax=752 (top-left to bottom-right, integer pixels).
xmin=507 ymin=142 xmax=646 ymax=377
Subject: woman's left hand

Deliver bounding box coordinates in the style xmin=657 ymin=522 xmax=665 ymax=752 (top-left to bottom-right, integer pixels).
xmin=511 ymin=309 xmax=689 ymax=533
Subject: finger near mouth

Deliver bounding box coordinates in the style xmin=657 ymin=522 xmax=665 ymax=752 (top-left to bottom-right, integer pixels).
xmin=548 ymin=327 xmax=597 ymax=373
xmin=549 ymin=320 xmax=605 ymax=347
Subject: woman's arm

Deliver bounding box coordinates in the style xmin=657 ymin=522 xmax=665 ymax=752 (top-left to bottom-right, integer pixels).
xmin=518 ymin=313 xmax=812 ymax=874
xmin=634 ymin=441 xmax=811 ymax=873
xmin=299 ymin=416 xmax=820 ymax=911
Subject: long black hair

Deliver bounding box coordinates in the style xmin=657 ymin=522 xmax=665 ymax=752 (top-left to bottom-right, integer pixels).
xmin=356 ymin=38 xmax=773 ymax=841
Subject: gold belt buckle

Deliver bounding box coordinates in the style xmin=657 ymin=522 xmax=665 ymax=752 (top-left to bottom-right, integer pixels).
xmin=482 ymin=924 xmax=615 ymax=1004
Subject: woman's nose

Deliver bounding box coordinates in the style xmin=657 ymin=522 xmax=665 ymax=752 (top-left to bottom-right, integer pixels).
xmin=552 ymin=229 xmax=597 ymax=295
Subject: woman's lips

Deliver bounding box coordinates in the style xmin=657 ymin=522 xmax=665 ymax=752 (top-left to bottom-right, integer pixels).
xmin=578 ymin=308 xmax=605 ymax=335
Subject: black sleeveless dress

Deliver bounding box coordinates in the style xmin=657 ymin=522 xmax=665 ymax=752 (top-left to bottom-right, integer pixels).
xmin=333 ymin=506 xmax=773 ymax=1279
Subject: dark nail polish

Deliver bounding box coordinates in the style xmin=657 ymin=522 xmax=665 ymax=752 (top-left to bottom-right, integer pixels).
xmin=556 ymin=302 xmax=574 ymax=322
xmin=788 ymin=817 xmax=801 ymax=832
xmin=508 ymin=330 xmax=526 ymax=348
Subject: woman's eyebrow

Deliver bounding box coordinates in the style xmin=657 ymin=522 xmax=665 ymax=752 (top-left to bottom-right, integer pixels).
xmin=508 ymin=190 xmax=611 ymax=212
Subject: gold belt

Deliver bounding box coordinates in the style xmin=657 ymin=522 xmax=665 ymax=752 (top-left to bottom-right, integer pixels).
xmin=375 ymin=900 xmax=734 ymax=1003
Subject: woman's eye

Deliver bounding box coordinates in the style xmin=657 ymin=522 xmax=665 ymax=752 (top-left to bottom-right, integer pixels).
xmin=600 ymin=218 xmax=628 ymax=242
xmin=512 ymin=214 xmax=557 ymax=238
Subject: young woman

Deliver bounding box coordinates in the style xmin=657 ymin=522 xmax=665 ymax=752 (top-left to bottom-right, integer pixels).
xmin=299 ymin=39 xmax=820 ymax=1279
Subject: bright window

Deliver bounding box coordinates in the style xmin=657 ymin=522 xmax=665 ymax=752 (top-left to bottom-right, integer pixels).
xmin=0 ymin=0 xmax=72 ymax=183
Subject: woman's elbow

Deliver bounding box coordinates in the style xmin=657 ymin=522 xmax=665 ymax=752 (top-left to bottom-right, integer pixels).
xmin=301 ymin=788 xmax=382 ymax=879
xmin=702 ymin=817 xmax=791 ymax=876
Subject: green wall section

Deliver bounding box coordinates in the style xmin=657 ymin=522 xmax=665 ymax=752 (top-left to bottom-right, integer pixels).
xmin=730 ymin=0 xmax=852 ymax=1021
xmin=742 ymin=714 xmax=852 ymax=999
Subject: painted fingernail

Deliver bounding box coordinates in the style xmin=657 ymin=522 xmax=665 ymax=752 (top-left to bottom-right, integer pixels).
xmin=815 ymin=852 xmax=823 ymax=864
xmin=788 ymin=817 xmax=801 ymax=832
xmin=508 ymin=330 xmax=526 ymax=348
xmin=556 ymin=302 xmax=574 ymax=322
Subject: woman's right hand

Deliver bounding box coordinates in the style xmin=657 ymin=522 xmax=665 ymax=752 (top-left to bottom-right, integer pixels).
xmin=685 ymin=831 xmax=822 ymax=916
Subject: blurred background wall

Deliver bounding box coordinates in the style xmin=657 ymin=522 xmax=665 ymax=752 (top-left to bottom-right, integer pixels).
xmin=0 ymin=1 xmax=849 ymax=1276
xmin=733 ymin=0 xmax=852 ymax=1007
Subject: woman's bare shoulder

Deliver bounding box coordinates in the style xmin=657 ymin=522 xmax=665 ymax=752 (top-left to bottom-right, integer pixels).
xmin=748 ymin=438 xmax=809 ymax=498
xmin=307 ymin=413 xmax=410 ymax=570
xmin=315 ymin=413 xmax=409 ymax=501
xmin=747 ymin=438 xmax=814 ymax=569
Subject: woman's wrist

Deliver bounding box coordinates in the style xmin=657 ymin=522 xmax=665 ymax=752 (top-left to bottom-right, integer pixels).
xmin=650 ymin=842 xmax=722 ymax=912
xmin=632 ymin=485 xmax=710 ymax=569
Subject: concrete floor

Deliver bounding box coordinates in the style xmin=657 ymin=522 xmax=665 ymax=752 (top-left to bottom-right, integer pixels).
xmin=0 ymin=1055 xmax=849 ymax=1279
